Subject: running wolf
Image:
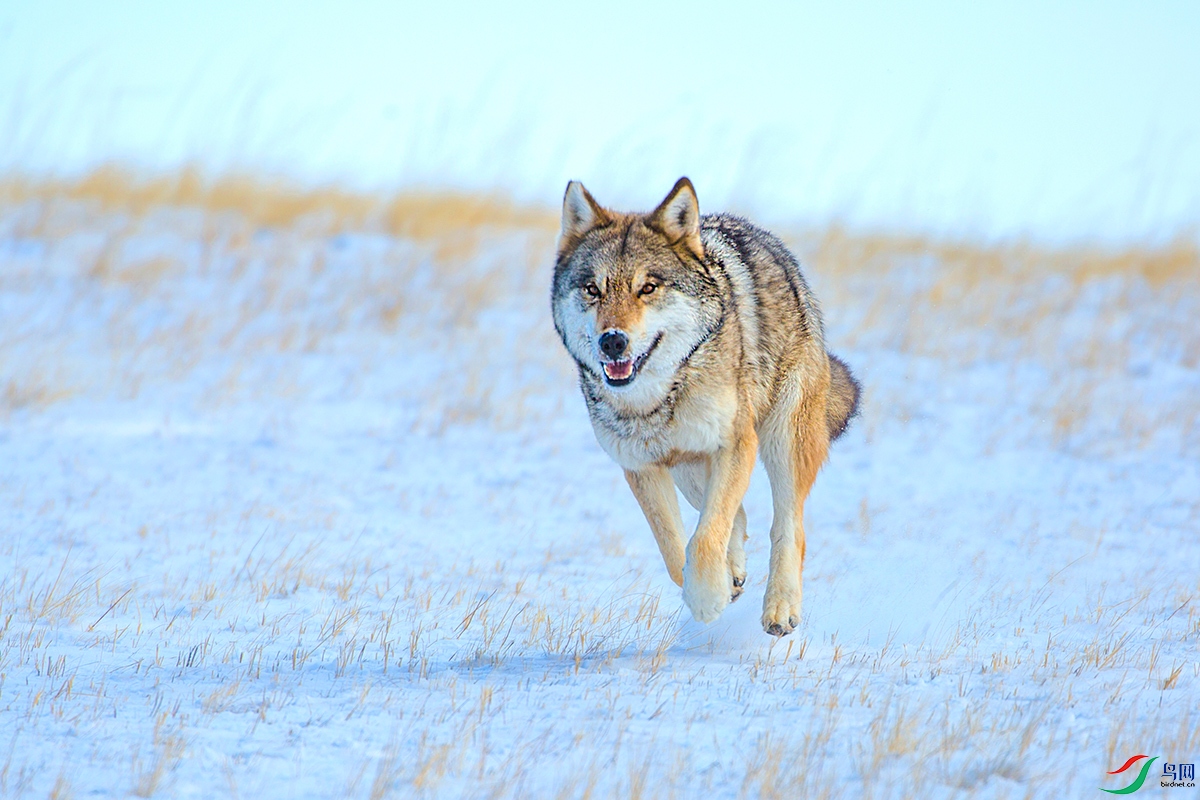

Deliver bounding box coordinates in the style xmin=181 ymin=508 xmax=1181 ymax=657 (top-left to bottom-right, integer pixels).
xmin=551 ymin=178 xmax=860 ymax=636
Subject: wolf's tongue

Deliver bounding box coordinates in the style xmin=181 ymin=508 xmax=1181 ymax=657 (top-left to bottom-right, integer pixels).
xmin=604 ymin=360 xmax=633 ymax=380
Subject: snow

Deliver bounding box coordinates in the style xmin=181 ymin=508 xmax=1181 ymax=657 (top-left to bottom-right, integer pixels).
xmin=1 ymin=193 xmax=1197 ymax=797
xmin=1 ymin=3 xmax=1198 ymax=795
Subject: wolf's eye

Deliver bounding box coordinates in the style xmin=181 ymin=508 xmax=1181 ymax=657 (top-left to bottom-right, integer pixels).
xmin=584 ymin=282 xmax=601 ymax=298
xmin=638 ymin=282 xmax=657 ymax=297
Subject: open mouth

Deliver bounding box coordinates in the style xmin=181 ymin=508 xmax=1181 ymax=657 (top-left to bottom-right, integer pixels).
xmin=600 ymin=333 xmax=662 ymax=387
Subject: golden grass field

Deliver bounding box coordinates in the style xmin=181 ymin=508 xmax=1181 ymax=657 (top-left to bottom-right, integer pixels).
xmin=4 ymin=165 xmax=1195 ymax=431
xmin=4 ymin=167 xmax=1196 ymax=448
xmin=0 ymin=168 xmax=1197 ymax=798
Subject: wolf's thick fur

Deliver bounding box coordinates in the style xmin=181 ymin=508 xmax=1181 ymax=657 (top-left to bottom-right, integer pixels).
xmin=551 ymin=178 xmax=859 ymax=635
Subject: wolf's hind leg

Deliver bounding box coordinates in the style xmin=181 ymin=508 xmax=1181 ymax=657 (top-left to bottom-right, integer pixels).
xmin=758 ymin=377 xmax=829 ymax=637
xmin=670 ymin=461 xmax=748 ymax=601
xmin=625 ymin=467 xmax=687 ymax=587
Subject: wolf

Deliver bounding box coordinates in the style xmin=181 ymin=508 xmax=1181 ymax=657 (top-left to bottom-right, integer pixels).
xmin=551 ymin=177 xmax=859 ymax=636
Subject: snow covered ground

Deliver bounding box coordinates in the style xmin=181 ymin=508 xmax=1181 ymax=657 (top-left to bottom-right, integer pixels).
xmin=0 ymin=4 xmax=1198 ymax=795
xmin=0 ymin=180 xmax=1197 ymax=798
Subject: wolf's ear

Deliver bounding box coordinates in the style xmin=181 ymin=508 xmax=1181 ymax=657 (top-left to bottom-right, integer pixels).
xmin=559 ymin=181 xmax=610 ymax=255
xmin=648 ymin=177 xmax=703 ymax=259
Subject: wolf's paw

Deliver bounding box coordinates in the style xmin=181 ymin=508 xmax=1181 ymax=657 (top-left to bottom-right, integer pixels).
xmin=727 ymin=533 xmax=747 ymax=602
xmin=682 ymin=561 xmax=732 ymax=624
xmin=761 ymin=592 xmax=801 ymax=637
xmin=728 ymin=545 xmax=747 ymax=602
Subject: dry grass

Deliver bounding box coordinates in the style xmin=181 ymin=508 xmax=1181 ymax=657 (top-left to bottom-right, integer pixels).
xmin=0 ymin=165 xmax=556 ymax=240
xmin=791 ymin=225 xmax=1200 ymax=456
xmin=805 ymin=225 xmax=1200 ymax=395
xmin=1 ymin=167 xmax=1197 ymax=797
xmin=0 ymin=166 xmax=564 ymax=429
xmin=1 ymin=524 xmax=1194 ymax=796
xmin=3 ymin=167 xmax=1195 ymax=450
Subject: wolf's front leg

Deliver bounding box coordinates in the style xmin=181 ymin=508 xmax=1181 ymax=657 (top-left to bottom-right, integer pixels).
xmin=684 ymin=425 xmax=758 ymax=623
xmin=624 ymin=467 xmax=687 ymax=586
xmin=670 ymin=460 xmax=749 ymax=601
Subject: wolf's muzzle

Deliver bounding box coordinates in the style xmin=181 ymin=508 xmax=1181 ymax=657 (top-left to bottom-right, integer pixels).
xmin=599 ymin=332 xmax=663 ymax=387
xmin=599 ymin=330 xmax=629 ymax=360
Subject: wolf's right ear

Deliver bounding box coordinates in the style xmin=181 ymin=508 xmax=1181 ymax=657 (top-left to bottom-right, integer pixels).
xmin=648 ymin=177 xmax=703 ymax=260
xmin=559 ymin=181 xmax=610 ymax=256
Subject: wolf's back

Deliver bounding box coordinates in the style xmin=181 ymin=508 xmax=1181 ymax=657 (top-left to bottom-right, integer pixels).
xmin=826 ymin=353 xmax=860 ymax=441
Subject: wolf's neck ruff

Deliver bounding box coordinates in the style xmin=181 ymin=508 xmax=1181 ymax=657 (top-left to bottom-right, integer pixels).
xmin=581 ymin=307 xmax=727 ymax=425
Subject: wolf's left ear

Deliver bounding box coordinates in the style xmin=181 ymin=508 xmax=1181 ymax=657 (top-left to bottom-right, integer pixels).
xmin=648 ymin=177 xmax=703 ymax=259
xmin=559 ymin=181 xmax=611 ymax=256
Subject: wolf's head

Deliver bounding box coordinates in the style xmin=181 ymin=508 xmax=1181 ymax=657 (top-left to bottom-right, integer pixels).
xmin=551 ymin=178 xmax=722 ymax=407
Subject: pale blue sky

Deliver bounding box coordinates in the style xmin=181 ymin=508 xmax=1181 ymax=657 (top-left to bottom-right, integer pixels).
xmin=2 ymin=1 xmax=1197 ymax=241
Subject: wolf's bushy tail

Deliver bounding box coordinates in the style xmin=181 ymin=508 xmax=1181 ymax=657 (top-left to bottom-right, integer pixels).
xmin=826 ymin=353 xmax=861 ymax=442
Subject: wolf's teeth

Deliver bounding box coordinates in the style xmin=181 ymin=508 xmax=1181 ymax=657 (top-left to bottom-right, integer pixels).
xmin=604 ymin=360 xmax=633 ymax=380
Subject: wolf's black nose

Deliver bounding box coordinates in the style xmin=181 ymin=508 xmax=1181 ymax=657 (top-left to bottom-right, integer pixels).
xmin=599 ymin=331 xmax=629 ymax=360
